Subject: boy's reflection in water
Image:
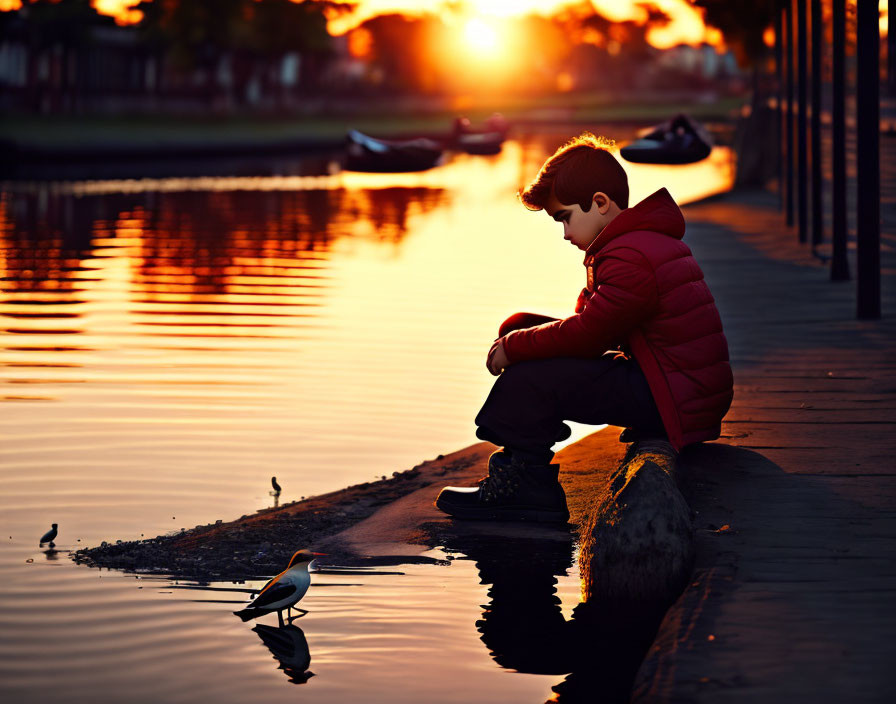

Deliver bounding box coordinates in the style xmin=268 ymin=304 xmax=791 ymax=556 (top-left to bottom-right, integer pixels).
xmin=439 ymin=528 xmax=668 ymax=703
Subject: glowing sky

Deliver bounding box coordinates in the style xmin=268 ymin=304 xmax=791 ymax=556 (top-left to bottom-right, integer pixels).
xmin=0 ymin=0 xmax=717 ymax=47
xmin=0 ymin=0 xmax=889 ymax=48
xmin=326 ymin=0 xmax=717 ymax=49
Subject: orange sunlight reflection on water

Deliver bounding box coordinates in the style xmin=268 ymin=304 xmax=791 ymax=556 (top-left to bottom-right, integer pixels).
xmin=0 ymin=136 xmax=734 ymax=539
xmin=0 ymin=134 xmax=733 ymax=702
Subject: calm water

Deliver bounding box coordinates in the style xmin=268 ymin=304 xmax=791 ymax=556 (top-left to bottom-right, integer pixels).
xmin=0 ymin=132 xmax=734 ymax=703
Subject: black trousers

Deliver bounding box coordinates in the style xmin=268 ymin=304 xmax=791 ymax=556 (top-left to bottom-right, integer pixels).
xmin=475 ymin=313 xmax=666 ymax=464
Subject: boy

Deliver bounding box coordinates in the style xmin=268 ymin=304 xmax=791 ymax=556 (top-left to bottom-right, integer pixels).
xmin=436 ymin=133 xmax=733 ymax=523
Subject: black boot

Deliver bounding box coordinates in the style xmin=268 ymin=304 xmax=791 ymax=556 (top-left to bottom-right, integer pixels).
xmin=435 ymin=451 xmax=570 ymax=523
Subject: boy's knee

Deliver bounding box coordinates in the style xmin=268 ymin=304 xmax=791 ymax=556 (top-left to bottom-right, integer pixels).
xmin=499 ymin=312 xmax=553 ymax=337
xmin=496 ymin=359 xmax=555 ymax=391
xmin=498 ymin=312 xmax=531 ymax=338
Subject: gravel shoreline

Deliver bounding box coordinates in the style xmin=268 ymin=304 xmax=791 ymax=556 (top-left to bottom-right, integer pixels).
xmin=72 ymin=447 xmax=487 ymax=581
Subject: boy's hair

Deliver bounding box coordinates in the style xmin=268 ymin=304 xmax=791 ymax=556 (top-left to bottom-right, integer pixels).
xmin=520 ymin=133 xmax=629 ymax=212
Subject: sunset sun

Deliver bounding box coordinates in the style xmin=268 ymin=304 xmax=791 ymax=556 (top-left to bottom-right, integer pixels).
xmin=463 ymin=17 xmax=499 ymax=55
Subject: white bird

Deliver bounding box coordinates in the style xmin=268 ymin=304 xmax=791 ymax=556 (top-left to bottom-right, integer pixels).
xmin=39 ymin=523 xmax=57 ymax=548
xmin=234 ymin=549 xmax=325 ymax=625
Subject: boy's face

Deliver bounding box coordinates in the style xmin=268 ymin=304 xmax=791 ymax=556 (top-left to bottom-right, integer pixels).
xmin=545 ymin=191 xmax=619 ymax=251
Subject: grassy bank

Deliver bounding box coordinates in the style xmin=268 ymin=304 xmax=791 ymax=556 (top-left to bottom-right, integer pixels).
xmin=1 ymin=94 xmax=744 ymax=151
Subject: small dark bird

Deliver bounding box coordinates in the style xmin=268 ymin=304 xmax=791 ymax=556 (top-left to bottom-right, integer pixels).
xmin=234 ymin=549 xmax=325 ymax=626
xmin=271 ymin=476 xmax=282 ymax=495
xmin=39 ymin=523 xmax=57 ymax=548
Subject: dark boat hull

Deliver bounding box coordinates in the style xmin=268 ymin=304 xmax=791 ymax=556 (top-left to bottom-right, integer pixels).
xmin=344 ymin=130 xmax=443 ymax=173
xmin=453 ymin=131 xmax=505 ymax=155
xmin=620 ymin=137 xmax=712 ymax=165
xmin=620 ymin=115 xmax=713 ymax=165
xmin=451 ymin=114 xmax=508 ymax=155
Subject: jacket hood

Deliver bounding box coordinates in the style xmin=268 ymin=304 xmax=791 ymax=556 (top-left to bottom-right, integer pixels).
xmin=585 ymin=187 xmax=685 ymax=257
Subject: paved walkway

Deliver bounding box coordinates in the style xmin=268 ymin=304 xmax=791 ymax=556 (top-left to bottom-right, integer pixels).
xmin=631 ymin=184 xmax=896 ymax=703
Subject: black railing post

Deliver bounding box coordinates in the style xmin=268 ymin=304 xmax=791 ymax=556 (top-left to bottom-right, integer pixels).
xmin=810 ymin=0 xmax=823 ymax=247
xmin=855 ymin=0 xmax=881 ymax=318
xmin=786 ymin=0 xmax=795 ymax=227
xmin=797 ymin=0 xmax=808 ymax=243
xmin=775 ymin=2 xmax=784 ymax=210
xmin=888 ymin=2 xmax=896 ymax=96
xmin=830 ymin=0 xmax=849 ymax=281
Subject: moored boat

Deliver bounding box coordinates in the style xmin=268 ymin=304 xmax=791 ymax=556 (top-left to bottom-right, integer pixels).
xmin=451 ymin=114 xmax=509 ymax=155
xmin=344 ymin=129 xmax=443 ymax=173
xmin=620 ymin=114 xmax=713 ymax=165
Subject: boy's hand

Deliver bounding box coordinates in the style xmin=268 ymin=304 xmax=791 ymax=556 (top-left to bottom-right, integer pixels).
xmin=487 ymin=338 xmax=509 ymax=376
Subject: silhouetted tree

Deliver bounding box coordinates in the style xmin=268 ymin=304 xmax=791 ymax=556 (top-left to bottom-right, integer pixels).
xmin=134 ymin=0 xmax=333 ymax=104
xmin=8 ymin=0 xmax=112 ymax=54
xmin=250 ymin=0 xmax=331 ymax=56
xmin=135 ymin=0 xmax=251 ymax=72
xmin=692 ymin=1 xmax=779 ymax=185
xmin=358 ymin=13 xmax=445 ymax=93
xmin=552 ymin=6 xmax=664 ymax=92
xmin=691 ymin=0 xmax=778 ymax=67
xmin=5 ymin=0 xmax=117 ymax=111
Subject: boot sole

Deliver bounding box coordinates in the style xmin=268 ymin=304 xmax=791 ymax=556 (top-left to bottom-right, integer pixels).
xmin=435 ymin=496 xmax=569 ymax=524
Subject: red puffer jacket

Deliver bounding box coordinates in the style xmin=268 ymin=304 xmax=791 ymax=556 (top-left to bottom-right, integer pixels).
xmin=502 ymin=187 xmax=733 ymax=450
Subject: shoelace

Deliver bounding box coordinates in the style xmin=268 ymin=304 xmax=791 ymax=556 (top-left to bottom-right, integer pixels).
xmin=477 ymin=463 xmax=520 ymax=502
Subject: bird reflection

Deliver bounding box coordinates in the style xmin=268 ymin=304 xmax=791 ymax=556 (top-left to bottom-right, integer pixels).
xmin=252 ymin=623 xmax=314 ymax=685
xmin=439 ymin=527 xmax=669 ymax=703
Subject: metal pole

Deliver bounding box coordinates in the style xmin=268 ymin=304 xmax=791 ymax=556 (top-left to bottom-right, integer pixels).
xmin=786 ymin=0 xmax=795 ymax=227
xmin=889 ymin=2 xmax=896 ymax=96
xmin=830 ymin=0 xmax=849 ymax=280
xmin=855 ymin=0 xmax=881 ymax=318
xmin=775 ymin=2 xmax=784 ymax=210
xmin=797 ymin=0 xmax=808 ymax=243
xmin=810 ymin=0 xmax=823 ymax=247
